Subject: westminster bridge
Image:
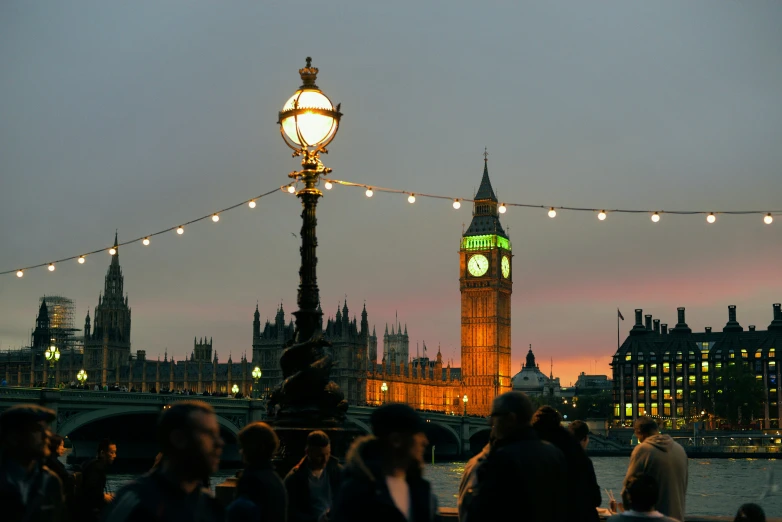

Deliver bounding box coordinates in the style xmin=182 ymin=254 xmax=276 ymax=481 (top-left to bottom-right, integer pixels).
xmin=0 ymin=387 xmax=499 ymax=461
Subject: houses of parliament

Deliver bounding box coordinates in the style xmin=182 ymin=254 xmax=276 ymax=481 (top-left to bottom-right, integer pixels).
xmin=0 ymin=161 xmax=513 ymax=416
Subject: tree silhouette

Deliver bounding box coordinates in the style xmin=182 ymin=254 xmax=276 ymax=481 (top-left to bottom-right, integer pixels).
xmin=714 ymin=362 xmax=764 ymax=426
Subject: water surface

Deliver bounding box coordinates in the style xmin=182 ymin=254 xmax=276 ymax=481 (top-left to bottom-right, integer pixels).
xmin=106 ymin=457 xmax=782 ymax=517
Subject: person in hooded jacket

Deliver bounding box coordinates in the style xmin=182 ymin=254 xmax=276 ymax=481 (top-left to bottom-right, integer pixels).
xmin=622 ymin=416 xmax=688 ymax=521
xmin=457 ymin=441 xmax=489 ymax=522
xmin=331 ymin=403 xmax=439 ymax=522
xmin=532 ymin=407 xmax=600 ymax=522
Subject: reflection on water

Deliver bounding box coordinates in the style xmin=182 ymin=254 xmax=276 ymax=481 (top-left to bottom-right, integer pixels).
xmin=107 ymin=458 xmax=782 ymax=517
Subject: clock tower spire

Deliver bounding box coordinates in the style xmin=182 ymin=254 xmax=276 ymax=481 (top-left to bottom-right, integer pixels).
xmin=459 ymin=152 xmax=512 ymax=416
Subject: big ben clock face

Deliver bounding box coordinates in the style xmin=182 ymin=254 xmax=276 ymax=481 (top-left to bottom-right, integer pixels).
xmin=501 ymin=256 xmax=510 ymax=278
xmin=468 ymin=254 xmax=489 ymax=277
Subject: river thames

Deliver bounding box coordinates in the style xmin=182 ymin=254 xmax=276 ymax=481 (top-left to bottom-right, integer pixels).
xmin=104 ymin=457 xmax=781 ymax=517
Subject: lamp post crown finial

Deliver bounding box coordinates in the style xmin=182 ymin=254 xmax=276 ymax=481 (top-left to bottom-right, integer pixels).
xmin=299 ymin=56 xmax=319 ymax=88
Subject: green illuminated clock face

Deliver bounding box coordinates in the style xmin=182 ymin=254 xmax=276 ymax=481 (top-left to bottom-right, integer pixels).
xmin=468 ymin=254 xmax=489 ymax=277
xmin=502 ymin=256 xmax=510 ymax=278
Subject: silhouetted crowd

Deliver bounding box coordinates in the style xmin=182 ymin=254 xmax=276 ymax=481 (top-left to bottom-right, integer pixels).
xmin=0 ymin=391 xmax=770 ymax=522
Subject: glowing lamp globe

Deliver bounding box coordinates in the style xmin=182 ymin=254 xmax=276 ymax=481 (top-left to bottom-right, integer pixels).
xmin=707 ymin=213 xmax=716 ymax=224
xmin=278 ymin=58 xmax=342 ymax=153
xmin=548 ymin=208 xmax=556 ymax=218
xmin=232 ymin=384 xmax=239 ymax=395
xmin=252 ymin=367 xmax=262 ymax=380
xmin=463 ymin=395 xmax=468 ymax=404
xmin=764 ymin=213 xmax=773 ymax=225
xmin=16 ymin=270 xmax=23 ymax=278
xmin=651 ymin=212 xmax=660 ymax=223
xmin=598 ymin=210 xmax=607 ymax=221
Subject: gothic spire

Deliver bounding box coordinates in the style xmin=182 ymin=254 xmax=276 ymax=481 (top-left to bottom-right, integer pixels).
xmin=474 ymin=151 xmax=497 ymax=202
xmin=464 ymin=153 xmax=507 ymax=238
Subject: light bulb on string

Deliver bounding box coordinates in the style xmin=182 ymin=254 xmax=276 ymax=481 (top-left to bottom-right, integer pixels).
xmin=499 ymin=203 xmax=507 ymax=214
xmin=78 ymin=256 xmax=86 ymax=264
xmin=142 ymin=237 xmax=150 ymax=246
xmin=177 ymin=226 xmax=184 ymax=235
xmin=707 ymin=213 xmax=716 ymax=224
xmin=651 ymin=212 xmax=660 ymax=223
xmin=16 ymin=270 xmax=23 ymax=278
xmin=764 ymin=213 xmax=773 ymax=225
xmin=48 ymin=264 xmax=55 ymax=272
xmin=287 ymin=185 xmax=296 ymax=194
xmin=212 ymin=214 xmax=220 ymax=222
xmin=408 ymin=194 xmax=416 ymax=204
xmin=366 ymin=188 xmax=374 ymax=198
xmin=548 ymin=208 xmax=556 ymax=218
xmin=109 ymin=247 xmax=117 ymax=256
xmin=248 ymin=200 xmax=256 ymax=209
xmin=598 ymin=210 xmax=607 ymax=221
xmin=324 ymin=181 xmax=333 ymax=190
xmin=453 ymin=199 xmax=461 ymax=210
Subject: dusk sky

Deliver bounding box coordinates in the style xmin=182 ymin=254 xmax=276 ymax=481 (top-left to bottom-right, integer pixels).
xmin=1 ymin=1 xmax=780 ymax=386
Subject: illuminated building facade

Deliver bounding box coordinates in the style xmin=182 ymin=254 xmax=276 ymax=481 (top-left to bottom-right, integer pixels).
xmin=612 ymin=305 xmax=782 ymax=429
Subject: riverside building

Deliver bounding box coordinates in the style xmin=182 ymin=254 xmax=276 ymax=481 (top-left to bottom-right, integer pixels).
xmin=612 ymin=305 xmax=782 ymax=429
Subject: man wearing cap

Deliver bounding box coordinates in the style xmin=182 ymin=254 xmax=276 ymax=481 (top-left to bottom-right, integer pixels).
xmin=0 ymin=404 xmax=65 ymax=522
xmin=331 ymin=403 xmax=438 ymax=522
xmin=465 ymin=391 xmax=567 ymax=522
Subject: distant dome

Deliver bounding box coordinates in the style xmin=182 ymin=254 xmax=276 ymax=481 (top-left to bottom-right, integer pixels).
xmin=511 ymin=346 xmax=557 ymax=395
xmin=512 ymin=366 xmax=548 ymax=391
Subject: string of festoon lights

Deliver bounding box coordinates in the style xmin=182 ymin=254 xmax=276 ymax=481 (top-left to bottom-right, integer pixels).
xmin=318 ymin=178 xmax=781 ymax=225
xmin=3 ymin=186 xmax=283 ymax=278
xmin=5 ymin=177 xmax=780 ymax=278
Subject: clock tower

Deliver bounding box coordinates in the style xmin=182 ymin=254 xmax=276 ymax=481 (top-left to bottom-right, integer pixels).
xmin=460 ymin=154 xmax=512 ymax=416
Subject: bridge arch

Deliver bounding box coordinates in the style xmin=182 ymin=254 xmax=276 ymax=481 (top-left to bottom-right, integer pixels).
xmin=58 ymin=405 xmax=241 ymax=439
xmin=468 ymin=427 xmax=491 ymax=454
xmin=423 ymin=421 xmax=461 ymax=459
xmin=346 ymin=415 xmax=371 ymax=435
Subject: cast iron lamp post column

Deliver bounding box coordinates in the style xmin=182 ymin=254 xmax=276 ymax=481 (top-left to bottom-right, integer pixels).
xmin=463 ymin=394 xmax=468 ymax=416
xmin=44 ymin=345 xmax=60 ymax=388
xmin=252 ymin=366 xmax=262 ymax=399
xmin=278 ymin=57 xmax=342 ymax=345
xmin=77 ymin=369 xmax=87 ymax=389
xmin=381 ymin=382 xmax=388 ymax=404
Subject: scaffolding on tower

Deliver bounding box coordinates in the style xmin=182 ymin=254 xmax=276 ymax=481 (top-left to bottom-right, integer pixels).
xmin=38 ymin=295 xmax=82 ymax=354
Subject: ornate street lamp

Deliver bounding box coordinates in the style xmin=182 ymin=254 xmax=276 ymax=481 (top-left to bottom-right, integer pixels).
xmin=463 ymin=394 xmax=468 ymax=416
xmin=381 ymin=382 xmax=388 ymax=404
xmin=278 ymin=57 xmax=342 ymax=343
xmin=77 ymin=369 xmax=87 ymax=389
xmin=44 ymin=345 xmax=60 ymax=388
xmin=252 ymin=366 xmax=262 ymax=399
xmin=231 ymin=384 xmax=239 ymax=397
xmin=266 ymin=57 xmax=346 ymax=421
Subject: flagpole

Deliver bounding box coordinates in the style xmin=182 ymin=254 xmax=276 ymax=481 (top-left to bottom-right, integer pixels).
xmin=617 ymin=308 xmax=620 ymax=353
